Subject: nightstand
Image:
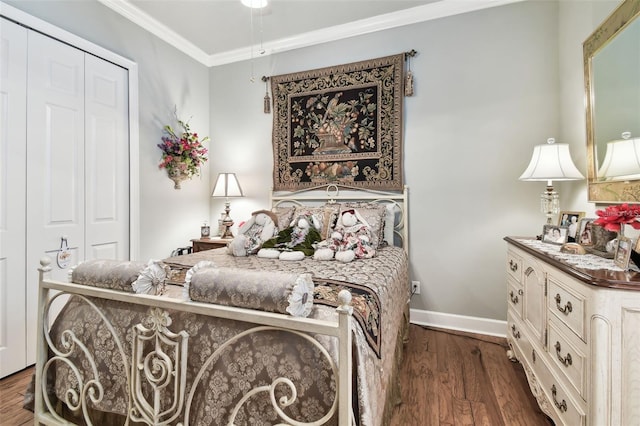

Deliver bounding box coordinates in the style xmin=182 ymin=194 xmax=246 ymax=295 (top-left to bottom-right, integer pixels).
xmin=191 ymin=237 xmax=229 ymax=252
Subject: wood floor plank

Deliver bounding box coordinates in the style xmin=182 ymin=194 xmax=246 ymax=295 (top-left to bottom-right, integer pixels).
xmin=469 ymin=401 xmax=493 ymax=426
xmin=456 ymin=335 xmax=505 ymax=426
xmin=391 ymin=325 xmax=439 ymax=426
xmin=1 ymin=326 xmax=553 ymax=426
xmin=452 ymin=397 xmax=474 ymax=426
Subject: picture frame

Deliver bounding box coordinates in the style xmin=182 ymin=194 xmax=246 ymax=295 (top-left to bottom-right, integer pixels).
xmin=558 ymin=211 xmax=585 ymax=241
xmin=577 ymin=218 xmax=596 ymax=246
xmin=632 ymin=238 xmax=640 ymax=269
xmin=542 ymin=225 xmax=569 ymax=245
xmin=614 ymin=236 xmax=632 ymax=269
xmin=200 ymin=224 xmax=210 ymax=239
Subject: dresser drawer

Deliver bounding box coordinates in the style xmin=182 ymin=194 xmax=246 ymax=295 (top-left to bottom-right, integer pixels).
xmin=548 ymin=321 xmax=586 ymax=399
xmin=507 ymin=315 xmax=537 ymax=366
xmin=508 ymin=278 xmax=524 ymax=319
xmin=548 ymin=277 xmax=586 ymax=341
xmin=507 ymin=250 xmax=523 ymax=283
xmin=534 ymin=357 xmax=585 ymax=426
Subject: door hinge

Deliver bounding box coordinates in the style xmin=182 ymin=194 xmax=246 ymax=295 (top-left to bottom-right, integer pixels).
xmin=544 ymin=276 xmax=548 ymax=296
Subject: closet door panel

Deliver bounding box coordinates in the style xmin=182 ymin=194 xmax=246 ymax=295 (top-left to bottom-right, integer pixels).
xmin=85 ymin=55 xmax=129 ymax=261
xmin=0 ymin=18 xmax=28 ymax=378
xmin=25 ymin=31 xmax=85 ymax=363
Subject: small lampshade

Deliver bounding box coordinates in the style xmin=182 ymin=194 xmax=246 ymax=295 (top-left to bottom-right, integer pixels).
xmin=597 ymin=132 xmax=640 ymax=181
xmin=211 ymin=173 xmax=244 ymax=198
xmin=241 ymin=0 xmax=267 ymax=8
xmin=519 ymin=138 xmax=584 ymax=182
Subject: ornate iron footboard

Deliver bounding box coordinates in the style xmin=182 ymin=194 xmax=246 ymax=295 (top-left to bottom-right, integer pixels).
xmin=34 ymin=257 xmax=354 ymax=425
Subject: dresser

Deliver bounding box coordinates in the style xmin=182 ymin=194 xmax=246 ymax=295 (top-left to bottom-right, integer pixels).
xmin=505 ymin=237 xmax=640 ymax=426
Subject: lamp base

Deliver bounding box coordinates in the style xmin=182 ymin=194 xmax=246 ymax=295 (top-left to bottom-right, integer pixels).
xmin=220 ymin=214 xmax=234 ymax=239
xmin=220 ymin=225 xmax=234 ymax=239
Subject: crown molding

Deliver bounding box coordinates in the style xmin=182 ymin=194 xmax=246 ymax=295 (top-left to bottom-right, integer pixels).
xmin=97 ymin=0 xmax=211 ymax=65
xmin=98 ymin=0 xmax=525 ymax=68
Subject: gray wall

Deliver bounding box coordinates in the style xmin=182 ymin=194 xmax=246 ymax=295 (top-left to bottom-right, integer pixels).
xmin=5 ymin=0 xmax=212 ymax=261
xmin=209 ymin=1 xmax=560 ymax=320
xmin=6 ymin=0 xmax=627 ymax=323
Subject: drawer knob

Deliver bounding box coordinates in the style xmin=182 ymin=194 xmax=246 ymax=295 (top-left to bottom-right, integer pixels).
xmin=509 ymin=290 xmax=519 ymax=305
xmin=554 ymin=341 xmax=573 ymax=367
xmin=551 ymin=384 xmax=568 ymax=412
xmin=509 ymin=260 xmax=518 ymax=272
xmin=554 ymin=294 xmax=573 ymax=315
xmin=511 ymin=324 xmax=521 ymax=339
xmin=532 ymin=349 xmax=536 ymax=363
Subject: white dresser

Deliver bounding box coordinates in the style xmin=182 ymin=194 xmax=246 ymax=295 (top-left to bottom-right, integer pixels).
xmin=505 ymin=237 xmax=640 ymax=426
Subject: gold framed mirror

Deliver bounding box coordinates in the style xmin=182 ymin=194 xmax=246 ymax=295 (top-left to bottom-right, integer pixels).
xmin=584 ymin=0 xmax=640 ymax=203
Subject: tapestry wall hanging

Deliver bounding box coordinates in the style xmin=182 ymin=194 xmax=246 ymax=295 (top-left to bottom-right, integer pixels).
xmin=270 ymin=53 xmax=405 ymax=191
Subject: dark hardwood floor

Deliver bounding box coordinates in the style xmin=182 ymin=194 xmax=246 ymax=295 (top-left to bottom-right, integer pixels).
xmin=0 ymin=325 xmax=552 ymax=425
xmin=390 ymin=325 xmax=553 ymax=425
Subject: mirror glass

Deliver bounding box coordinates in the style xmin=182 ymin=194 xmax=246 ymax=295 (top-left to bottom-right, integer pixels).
xmin=584 ymin=0 xmax=640 ymax=202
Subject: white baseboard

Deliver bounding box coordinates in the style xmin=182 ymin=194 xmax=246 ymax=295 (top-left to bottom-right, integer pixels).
xmin=410 ymin=308 xmax=507 ymax=338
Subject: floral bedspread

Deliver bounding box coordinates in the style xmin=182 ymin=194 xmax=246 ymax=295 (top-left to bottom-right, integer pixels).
xmin=48 ymin=246 xmax=409 ymax=425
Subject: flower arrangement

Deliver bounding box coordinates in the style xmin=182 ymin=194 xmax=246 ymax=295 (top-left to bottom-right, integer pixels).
xmin=158 ymin=116 xmax=209 ymax=180
xmin=594 ymin=203 xmax=640 ymax=233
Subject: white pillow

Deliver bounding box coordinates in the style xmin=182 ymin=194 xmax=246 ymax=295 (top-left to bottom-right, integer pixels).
xmin=384 ymin=204 xmax=396 ymax=246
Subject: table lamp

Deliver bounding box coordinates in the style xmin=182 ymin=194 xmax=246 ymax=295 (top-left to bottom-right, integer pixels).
xmin=211 ymin=173 xmax=244 ymax=239
xmin=519 ymin=138 xmax=584 ymax=224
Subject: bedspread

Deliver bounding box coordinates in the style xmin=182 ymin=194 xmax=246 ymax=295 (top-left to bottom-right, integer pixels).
xmin=164 ymin=246 xmax=409 ymax=424
xmin=48 ymin=246 xmax=409 ymax=425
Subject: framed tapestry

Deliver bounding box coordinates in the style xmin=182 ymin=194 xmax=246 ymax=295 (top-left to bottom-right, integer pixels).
xmin=270 ymin=54 xmax=405 ymax=191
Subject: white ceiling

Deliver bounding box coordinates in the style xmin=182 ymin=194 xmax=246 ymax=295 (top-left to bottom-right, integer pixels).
xmin=98 ymin=0 xmax=522 ymax=66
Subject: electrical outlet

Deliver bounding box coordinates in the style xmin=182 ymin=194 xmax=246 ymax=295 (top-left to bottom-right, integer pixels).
xmin=411 ymin=281 xmax=421 ymax=295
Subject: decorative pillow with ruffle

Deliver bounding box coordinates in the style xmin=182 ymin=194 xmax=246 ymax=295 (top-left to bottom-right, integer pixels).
xmin=131 ymin=260 xmax=170 ymax=295
xmin=185 ymin=265 xmax=314 ymax=318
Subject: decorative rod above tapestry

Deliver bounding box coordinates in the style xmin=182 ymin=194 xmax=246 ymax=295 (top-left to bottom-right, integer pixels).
xmin=266 ymin=52 xmax=414 ymax=191
xmin=261 ymin=49 xmax=418 ymax=114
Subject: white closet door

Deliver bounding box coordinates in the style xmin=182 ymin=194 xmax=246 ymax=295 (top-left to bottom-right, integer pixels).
xmin=0 ymin=19 xmax=28 ymax=378
xmin=85 ymin=55 xmax=129 ymax=261
xmin=25 ymin=31 xmax=85 ymax=363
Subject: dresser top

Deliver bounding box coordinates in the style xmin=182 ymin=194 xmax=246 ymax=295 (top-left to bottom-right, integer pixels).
xmin=505 ymin=236 xmax=640 ymax=290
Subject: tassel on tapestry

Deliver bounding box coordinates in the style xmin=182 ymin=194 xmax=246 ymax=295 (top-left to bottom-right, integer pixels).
xmin=404 ymin=49 xmax=417 ymax=97
xmin=262 ymin=76 xmax=271 ymax=114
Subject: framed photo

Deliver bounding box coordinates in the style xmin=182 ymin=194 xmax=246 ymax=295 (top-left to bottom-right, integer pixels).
xmin=558 ymin=211 xmax=585 ymax=241
xmin=614 ymin=236 xmax=632 ymax=269
xmin=577 ymin=218 xmax=596 ymax=246
xmin=542 ymin=225 xmax=569 ymax=245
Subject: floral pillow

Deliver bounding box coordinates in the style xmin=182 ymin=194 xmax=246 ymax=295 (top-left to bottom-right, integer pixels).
xmin=340 ymin=202 xmax=387 ymax=248
xmin=293 ymin=204 xmax=340 ymax=240
xmin=272 ymin=206 xmax=295 ymax=231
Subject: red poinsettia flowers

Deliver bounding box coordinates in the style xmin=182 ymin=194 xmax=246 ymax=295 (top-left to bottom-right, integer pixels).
xmin=594 ymin=204 xmax=640 ymax=233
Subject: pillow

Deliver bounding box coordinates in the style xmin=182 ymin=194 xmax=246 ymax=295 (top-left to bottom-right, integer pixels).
xmin=383 ymin=203 xmax=398 ymax=247
xmin=340 ymin=202 xmax=387 ymax=248
xmin=185 ymin=263 xmax=314 ymax=317
xmin=272 ymin=206 xmax=295 ymax=231
xmin=293 ymin=204 xmax=340 ymax=240
xmin=71 ymin=259 xmax=144 ymax=292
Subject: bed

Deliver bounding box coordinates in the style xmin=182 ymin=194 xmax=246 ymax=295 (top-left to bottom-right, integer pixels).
xmin=32 ymin=184 xmax=410 ymax=425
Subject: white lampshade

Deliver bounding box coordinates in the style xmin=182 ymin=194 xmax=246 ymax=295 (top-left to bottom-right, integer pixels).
xmin=597 ymin=132 xmax=640 ymax=181
xmin=519 ymin=138 xmax=584 ymax=182
xmin=211 ymin=173 xmax=244 ymax=198
xmin=241 ymin=0 xmax=267 ymax=8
